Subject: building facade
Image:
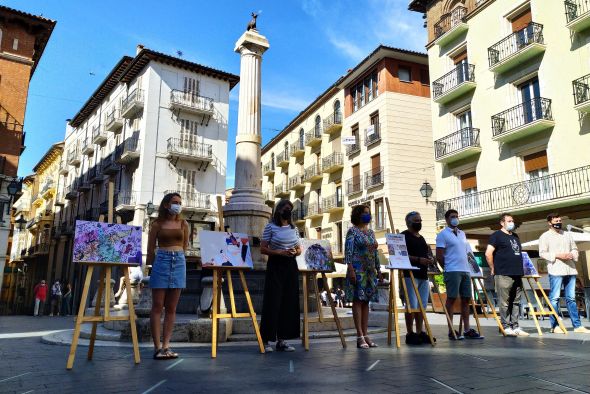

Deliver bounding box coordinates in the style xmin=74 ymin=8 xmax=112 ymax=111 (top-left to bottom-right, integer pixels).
xmin=409 ymin=0 xmax=590 ymax=285
xmin=261 ymin=45 xmax=436 ymax=257
xmin=0 ymin=5 xmax=55 ymax=310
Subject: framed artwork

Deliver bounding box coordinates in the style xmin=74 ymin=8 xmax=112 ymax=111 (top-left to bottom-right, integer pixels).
xmin=296 ymin=239 xmax=335 ymax=272
xmin=199 ymin=230 xmax=253 ymax=268
xmin=73 ymin=220 xmax=142 ymax=265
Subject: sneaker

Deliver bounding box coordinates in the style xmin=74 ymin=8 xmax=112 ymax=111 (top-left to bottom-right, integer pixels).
xmin=418 ymin=331 xmax=436 ymax=344
xmin=573 ymin=326 xmax=590 ymax=333
xmin=448 ymin=330 xmax=464 ymax=340
xmin=550 ymin=327 xmax=567 ymax=334
xmin=405 ymin=332 xmax=422 ymax=346
xmin=276 ymin=341 xmax=295 ymax=352
xmin=264 ymin=343 xmax=274 ymax=353
xmin=463 ymin=328 xmax=484 ymax=339
xmin=503 ymin=327 xmax=517 ymax=337
xmin=513 ymin=328 xmax=530 ymax=337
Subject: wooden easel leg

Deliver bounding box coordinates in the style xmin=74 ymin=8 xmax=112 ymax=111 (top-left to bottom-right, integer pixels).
xmin=387 ymin=270 xmax=394 ymax=346
xmin=526 ymin=278 xmax=544 ymax=336
xmin=88 ymin=266 xmax=105 ymax=360
xmin=392 ymin=271 xmax=400 ymax=348
xmin=321 ymin=273 xmax=346 ymax=348
xmin=409 ymin=272 xmax=435 ymax=346
xmin=536 ymin=278 xmax=568 ymax=335
xmin=239 ymin=270 xmax=265 ymax=354
xmin=226 ymin=271 xmax=237 ymax=318
xmin=104 ymin=266 xmax=111 ymax=321
xmin=302 ymin=273 xmax=309 ymax=350
xmin=469 ymin=294 xmax=482 ymax=334
xmin=67 ymin=265 xmax=94 ymax=370
xmin=211 ymin=269 xmax=219 ymax=359
xmin=313 ymin=275 xmax=324 ymax=322
xmin=124 ymin=267 xmax=140 ymax=364
xmin=477 ymin=278 xmax=505 ymax=336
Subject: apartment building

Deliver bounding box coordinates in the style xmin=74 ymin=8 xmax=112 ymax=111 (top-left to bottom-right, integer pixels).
xmin=53 ymin=46 xmax=239 ymax=291
xmin=261 ymin=45 xmax=435 ymax=257
xmin=0 ymin=5 xmax=55 ymax=310
xmin=409 ymin=0 xmax=590 ymax=283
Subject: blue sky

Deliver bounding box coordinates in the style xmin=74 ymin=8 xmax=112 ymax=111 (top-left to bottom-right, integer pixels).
xmin=8 ymin=0 xmax=426 ymax=187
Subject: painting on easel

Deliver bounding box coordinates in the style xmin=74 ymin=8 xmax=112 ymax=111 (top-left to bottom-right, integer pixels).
xmin=200 ymin=230 xmax=253 ymax=268
xmin=522 ymin=252 xmax=539 ymax=277
xmin=466 ymin=249 xmax=484 ymax=278
xmin=73 ymin=220 xmax=142 ymax=265
xmin=296 ymin=239 xmax=335 ymax=272
xmin=385 ymin=233 xmax=416 ymax=270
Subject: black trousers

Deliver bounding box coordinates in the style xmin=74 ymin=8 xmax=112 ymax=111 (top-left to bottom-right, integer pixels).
xmin=260 ymin=255 xmax=300 ymax=342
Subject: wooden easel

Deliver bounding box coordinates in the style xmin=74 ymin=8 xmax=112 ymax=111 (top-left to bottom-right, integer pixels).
xmin=427 ymin=272 xmax=458 ymax=340
xmin=469 ymin=276 xmax=505 ymax=336
xmin=301 ymin=271 xmax=346 ymax=350
xmin=522 ymin=275 xmax=567 ymax=336
xmin=387 ymin=268 xmax=435 ymax=348
xmin=67 ymin=178 xmax=140 ymax=369
xmin=210 ymin=266 xmax=264 ymax=358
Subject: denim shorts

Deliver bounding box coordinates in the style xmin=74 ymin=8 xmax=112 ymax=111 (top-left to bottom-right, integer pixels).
xmin=149 ymin=250 xmax=186 ymax=289
xmin=404 ymin=277 xmax=430 ymax=309
xmin=443 ymin=271 xmax=472 ymax=299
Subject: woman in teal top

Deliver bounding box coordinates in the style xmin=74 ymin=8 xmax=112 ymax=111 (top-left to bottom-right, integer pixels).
xmin=345 ymin=204 xmax=381 ymax=349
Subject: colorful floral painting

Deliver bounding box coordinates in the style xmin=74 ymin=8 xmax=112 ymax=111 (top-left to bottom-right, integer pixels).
xmin=296 ymin=239 xmax=335 ymax=272
xmin=200 ymin=230 xmax=253 ymax=268
xmin=73 ymin=220 xmax=142 ymax=265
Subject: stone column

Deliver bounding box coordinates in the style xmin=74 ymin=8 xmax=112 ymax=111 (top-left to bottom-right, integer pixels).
xmin=223 ymin=29 xmax=272 ymax=270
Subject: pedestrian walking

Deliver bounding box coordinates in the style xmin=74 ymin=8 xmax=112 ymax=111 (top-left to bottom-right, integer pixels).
xmin=436 ymin=209 xmax=483 ymax=340
xmin=485 ymin=213 xmax=528 ymax=337
xmin=402 ymin=211 xmax=435 ymax=345
xmin=50 ymin=280 xmax=62 ymax=316
xmin=148 ymin=192 xmax=188 ymax=360
xmin=33 ymin=280 xmax=47 ymax=316
xmin=345 ymin=205 xmax=382 ymax=349
xmin=61 ymin=283 xmax=73 ymax=316
xmin=321 ymin=289 xmax=327 ymax=306
xmin=539 ymin=213 xmax=590 ymax=333
xmin=260 ymin=199 xmax=302 ymax=352
xmin=335 ymin=287 xmax=343 ymax=308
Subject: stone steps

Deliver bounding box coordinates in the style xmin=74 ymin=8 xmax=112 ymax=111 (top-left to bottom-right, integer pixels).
xmin=228 ymin=327 xmax=387 ymax=342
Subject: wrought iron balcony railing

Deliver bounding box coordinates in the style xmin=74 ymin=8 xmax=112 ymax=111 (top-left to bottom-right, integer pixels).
xmin=292 ymin=205 xmax=307 ymax=222
xmin=436 ymin=166 xmax=590 ymax=221
xmin=488 ymin=22 xmax=544 ymax=68
xmin=167 ymin=138 xmax=213 ymax=161
xmin=305 ymin=128 xmax=322 ymax=146
xmin=365 ymin=167 xmax=385 ymax=189
xmin=573 ymin=73 xmax=590 ymax=106
xmin=290 ymin=141 xmax=305 ymax=157
xmin=434 ymin=127 xmax=481 ymax=160
xmin=164 ymin=190 xmax=211 ymax=211
xmin=303 ymin=163 xmax=322 ymax=182
xmin=276 ymin=149 xmax=290 ymax=166
xmin=323 ymin=112 xmax=342 ymax=133
xmin=121 ymin=89 xmax=144 ymax=117
xmin=565 ymin=0 xmax=590 ymax=24
xmin=364 ymin=123 xmax=381 ymax=146
xmin=169 ymin=90 xmax=214 ymax=113
xmin=434 ymin=6 xmax=467 ymax=39
xmin=289 ymin=174 xmax=304 ymax=189
xmin=322 ymin=194 xmax=344 ymax=211
xmin=346 ymin=141 xmax=361 ymax=156
xmin=263 ymin=161 xmax=275 ymax=175
xmin=491 ymin=97 xmax=553 ymax=137
xmin=322 ymin=152 xmax=343 ymax=172
xmin=275 ymin=183 xmax=289 ymax=196
xmin=306 ymin=202 xmax=322 ymax=217
xmin=432 ymin=63 xmax=475 ymax=99
xmin=345 ymin=177 xmax=362 ymax=195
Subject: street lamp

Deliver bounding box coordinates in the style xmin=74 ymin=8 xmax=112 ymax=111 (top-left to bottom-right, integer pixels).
xmin=15 ymin=215 xmax=27 ymax=231
xmin=419 ymin=181 xmax=434 ymax=203
xmin=146 ymin=201 xmax=155 ymax=216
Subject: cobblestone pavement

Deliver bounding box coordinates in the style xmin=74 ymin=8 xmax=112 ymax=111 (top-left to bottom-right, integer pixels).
xmin=1 ymin=316 xmax=590 ymax=394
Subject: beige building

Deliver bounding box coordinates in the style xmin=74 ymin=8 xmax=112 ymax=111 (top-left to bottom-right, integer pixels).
xmin=409 ymin=0 xmax=590 ymax=284
xmin=261 ymin=45 xmax=435 ymax=257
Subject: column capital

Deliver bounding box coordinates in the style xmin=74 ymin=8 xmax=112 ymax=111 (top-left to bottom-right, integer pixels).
xmin=234 ymin=30 xmax=270 ymax=55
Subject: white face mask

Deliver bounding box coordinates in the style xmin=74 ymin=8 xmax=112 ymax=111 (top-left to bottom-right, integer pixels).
xmin=450 ymin=218 xmax=459 ymax=227
xmin=505 ymin=222 xmax=515 ymax=231
xmin=168 ymin=203 xmax=182 ymax=215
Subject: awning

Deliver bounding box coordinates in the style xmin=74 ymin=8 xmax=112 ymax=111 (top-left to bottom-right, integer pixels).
xmin=521 ymin=231 xmax=590 ymax=251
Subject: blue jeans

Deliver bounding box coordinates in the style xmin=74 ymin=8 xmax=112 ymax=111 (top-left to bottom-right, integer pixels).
xmin=549 ymin=275 xmax=581 ymax=329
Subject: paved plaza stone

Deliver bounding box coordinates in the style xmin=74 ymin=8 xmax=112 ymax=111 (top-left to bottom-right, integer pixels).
xmin=1 ymin=315 xmax=590 ymax=393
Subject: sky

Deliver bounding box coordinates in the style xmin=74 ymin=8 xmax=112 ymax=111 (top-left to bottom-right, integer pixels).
xmin=8 ymin=0 xmax=427 ymax=188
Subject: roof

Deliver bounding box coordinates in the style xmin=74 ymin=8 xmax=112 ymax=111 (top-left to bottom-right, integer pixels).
xmin=0 ymin=5 xmax=56 ymax=77
xmin=32 ymin=142 xmax=64 ymax=173
xmin=408 ymin=0 xmax=429 ymax=12
xmin=70 ymin=47 xmax=240 ymax=128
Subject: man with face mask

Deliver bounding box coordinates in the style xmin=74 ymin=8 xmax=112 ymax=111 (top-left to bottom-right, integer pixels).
xmin=485 ymin=213 xmax=527 ymax=337
xmin=539 ymin=213 xmax=590 ymax=333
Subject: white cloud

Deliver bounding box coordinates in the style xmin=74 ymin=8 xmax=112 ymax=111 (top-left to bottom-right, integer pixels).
xmin=326 ymin=30 xmax=366 ymax=62
xmin=262 ymin=91 xmax=310 ymax=112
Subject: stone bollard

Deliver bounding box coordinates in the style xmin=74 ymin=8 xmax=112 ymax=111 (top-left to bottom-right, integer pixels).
xmin=91 ymin=278 xmax=116 ymax=307
xmin=198 ymin=276 xmax=227 ymax=316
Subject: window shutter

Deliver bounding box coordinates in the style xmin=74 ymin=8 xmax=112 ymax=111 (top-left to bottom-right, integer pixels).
xmin=511 ymin=9 xmax=532 ymax=32
xmin=524 ymin=150 xmax=548 ymax=172
xmin=460 ymin=171 xmax=477 ymax=191
xmin=453 ymin=50 xmax=468 ymax=64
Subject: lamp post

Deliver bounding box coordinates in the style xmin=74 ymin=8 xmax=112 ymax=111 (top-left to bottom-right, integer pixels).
xmin=419 ymin=181 xmax=434 ymax=203
xmin=0 ymin=178 xmax=21 ymax=224
xmin=15 ymin=215 xmax=27 ymax=231
xmin=144 ymin=201 xmax=155 ymax=232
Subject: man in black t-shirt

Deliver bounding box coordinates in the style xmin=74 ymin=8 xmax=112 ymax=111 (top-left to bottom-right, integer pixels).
xmin=485 ymin=213 xmax=528 ymax=337
xmin=402 ymin=211 xmax=435 ymax=345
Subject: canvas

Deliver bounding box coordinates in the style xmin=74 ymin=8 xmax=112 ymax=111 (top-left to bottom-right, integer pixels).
xmin=385 ymin=233 xmax=417 ymax=270
xmin=296 ymin=239 xmax=335 ymax=272
xmin=200 ymin=230 xmax=253 ymax=268
xmin=73 ymin=220 xmax=142 ymax=265
xmin=522 ymin=252 xmax=539 ymax=277
xmin=466 ymin=250 xmax=484 ymax=278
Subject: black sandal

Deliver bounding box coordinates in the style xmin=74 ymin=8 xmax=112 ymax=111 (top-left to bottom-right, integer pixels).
xmin=163 ymin=348 xmax=179 ymax=359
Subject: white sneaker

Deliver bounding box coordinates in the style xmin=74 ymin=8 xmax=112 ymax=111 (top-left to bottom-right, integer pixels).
xmin=573 ymin=326 xmax=590 ymax=334
xmin=264 ymin=343 xmax=274 ymax=353
xmin=513 ymin=328 xmax=530 ymax=337
xmin=503 ymin=327 xmax=517 ymax=337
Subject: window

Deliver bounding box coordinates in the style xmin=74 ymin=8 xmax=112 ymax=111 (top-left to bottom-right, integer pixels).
xmin=460 ymin=171 xmax=479 ymax=214
xmin=456 ymin=110 xmax=475 ymax=148
xmin=177 ymin=168 xmax=197 ymax=195
xmin=270 ymin=153 xmax=275 ymax=169
xmin=519 ymin=77 xmax=541 ymax=124
xmin=12 ymin=38 xmax=18 ymax=51
xmin=315 ymin=115 xmax=321 ymax=135
xmin=284 ymin=141 xmax=289 ymax=154
xmin=398 ymin=66 xmax=411 ymax=82
xmin=299 ymin=128 xmax=304 ymax=148
xmin=524 ymin=150 xmax=551 ymax=202
xmin=351 ymin=70 xmax=378 ymax=112
xmin=333 ymin=100 xmax=341 ymax=117
xmin=184 ymin=77 xmax=199 ymax=95
xmin=374 ymin=198 xmax=385 ymax=230
xmin=420 ymin=69 xmax=430 ymax=85
xmin=336 ymin=185 xmax=343 ymax=206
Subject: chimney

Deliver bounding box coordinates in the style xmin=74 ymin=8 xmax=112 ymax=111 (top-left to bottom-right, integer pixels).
xmin=136 ymin=44 xmax=145 ymax=55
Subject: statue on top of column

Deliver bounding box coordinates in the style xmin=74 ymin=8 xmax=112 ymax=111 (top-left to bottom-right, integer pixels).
xmin=247 ymin=12 xmax=258 ymax=31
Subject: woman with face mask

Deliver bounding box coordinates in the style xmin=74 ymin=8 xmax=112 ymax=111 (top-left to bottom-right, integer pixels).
xmin=345 ymin=204 xmax=382 ymax=349
xmin=260 ymin=199 xmax=302 ymax=352
xmin=147 ymin=192 xmax=188 ymax=360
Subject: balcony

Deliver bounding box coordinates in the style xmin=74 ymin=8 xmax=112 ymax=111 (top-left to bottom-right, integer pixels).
xmin=117 ymin=135 xmax=141 ymax=164
xmin=573 ymin=73 xmax=590 ymax=112
xmin=101 ymin=153 xmax=120 ymax=175
xmin=289 ymin=174 xmax=305 ymax=191
xmin=364 ymin=167 xmax=384 ymax=189
xmin=59 ymin=222 xmax=74 ymax=236
xmin=276 ymin=149 xmax=290 ymax=168
xmin=166 ymin=138 xmax=213 ymax=170
xmin=92 ymin=124 xmax=108 ymax=144
xmin=293 ymin=205 xmax=307 ymax=223
xmin=331 ymin=242 xmax=344 ymax=258
xmin=434 ymin=6 xmax=468 ymax=47
xmin=488 ymin=22 xmax=545 ymax=74
xmin=115 ymin=191 xmax=136 ymax=212
xmin=274 ymin=183 xmax=290 ymax=198
xmin=345 ymin=177 xmax=362 ymax=196
xmin=58 ymin=161 xmax=69 ymax=175
xmin=169 ymin=90 xmax=214 ymax=115
xmin=364 ymin=124 xmax=381 ymax=147
xmin=65 ymin=185 xmax=78 ymax=200
xmin=345 ymin=141 xmax=361 ymax=156
xmin=121 ymin=89 xmax=144 ymax=118
xmin=432 ymin=64 xmax=476 ymax=104
xmin=322 ymin=194 xmax=344 ymax=213
xmin=263 ymin=161 xmax=275 ymax=176
xmin=305 ymin=202 xmax=323 ymax=219
xmin=164 ymin=190 xmax=211 ymax=212
xmin=81 ymin=138 xmax=94 ymax=156
xmin=435 ymin=165 xmax=590 ymax=221
xmin=264 ymin=191 xmax=275 ymax=204
xmin=323 ymin=112 xmax=342 ymax=135
xmin=322 ymin=152 xmax=344 ymax=174
xmin=434 ymin=127 xmax=481 ymax=163
xmin=290 ymin=141 xmax=305 ymax=158
xmin=303 ymin=164 xmax=323 ymax=183
xmin=104 ymin=108 xmax=124 ymax=133
xmin=491 ymin=98 xmax=554 ymax=142
xmin=565 ymin=0 xmax=590 ymax=32
xmin=33 ymin=242 xmax=50 ymax=256
xmin=78 ymin=177 xmax=91 ymax=193
xmin=67 ymin=148 xmax=81 ymax=167
xmin=305 ymin=128 xmax=322 ymax=147
xmin=88 ymin=165 xmax=103 ymax=184
xmin=84 ymin=208 xmax=101 ymax=221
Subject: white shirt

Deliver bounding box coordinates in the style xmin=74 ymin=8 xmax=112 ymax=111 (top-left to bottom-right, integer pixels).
xmin=538 ymin=229 xmax=578 ymax=276
xmin=436 ymin=227 xmax=470 ymax=273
